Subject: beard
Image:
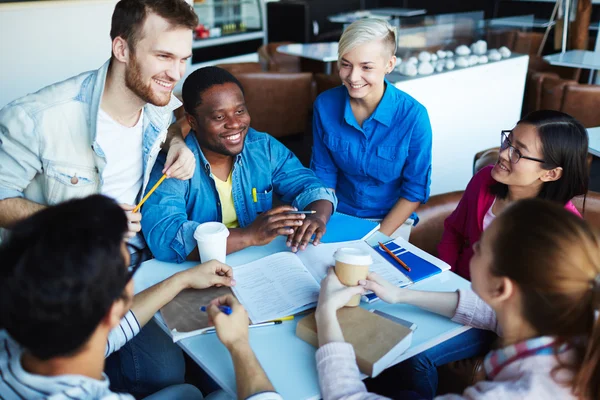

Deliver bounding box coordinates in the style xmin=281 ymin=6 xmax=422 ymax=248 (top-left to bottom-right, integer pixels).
xmin=125 ymin=54 xmax=173 ymax=107
xmin=202 ymin=136 xmax=245 ymax=157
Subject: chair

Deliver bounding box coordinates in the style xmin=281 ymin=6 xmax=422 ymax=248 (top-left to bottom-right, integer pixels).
xmin=473 ymin=147 xmax=500 ymax=175
xmin=314 ymin=73 xmax=342 ymax=96
xmin=409 ymin=191 xmax=464 ymax=257
xmin=258 ymin=42 xmax=301 ymax=73
xmin=233 ymin=72 xmax=314 ymax=139
xmin=561 ymin=84 xmax=600 ymax=128
xmin=214 ymin=62 xmax=264 ymax=74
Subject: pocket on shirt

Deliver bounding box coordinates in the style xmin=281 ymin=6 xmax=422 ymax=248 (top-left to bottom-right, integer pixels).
xmin=325 ymin=136 xmax=350 ymax=157
xmin=372 ymin=146 xmax=407 ymax=183
xmin=44 ymin=161 xmax=100 ymax=205
xmin=255 ymin=185 xmax=273 ymax=213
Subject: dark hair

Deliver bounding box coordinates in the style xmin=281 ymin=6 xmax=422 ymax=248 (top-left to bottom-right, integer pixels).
xmin=490 ymin=110 xmax=589 ymax=204
xmin=0 ymin=195 xmax=129 ymax=360
xmin=491 ymin=199 xmax=600 ymax=399
xmin=182 ymin=66 xmax=245 ymax=115
xmin=110 ymin=0 xmax=198 ymax=52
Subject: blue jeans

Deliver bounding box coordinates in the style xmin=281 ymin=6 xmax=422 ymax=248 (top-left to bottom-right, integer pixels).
xmin=394 ymin=328 xmax=495 ymax=399
xmin=105 ymin=320 xmax=186 ymax=398
xmin=144 ymin=384 xmax=203 ymax=400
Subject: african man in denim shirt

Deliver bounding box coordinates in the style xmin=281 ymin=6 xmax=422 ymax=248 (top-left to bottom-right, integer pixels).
xmin=142 ymin=67 xmax=337 ymax=263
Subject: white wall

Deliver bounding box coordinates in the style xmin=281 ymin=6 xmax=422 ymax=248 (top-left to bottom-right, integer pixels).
xmin=394 ymin=55 xmax=529 ymax=196
xmin=0 ymin=0 xmax=119 ymax=109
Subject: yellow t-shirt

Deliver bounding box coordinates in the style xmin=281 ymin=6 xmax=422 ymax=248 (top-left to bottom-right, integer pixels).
xmin=213 ymin=172 xmax=239 ymax=228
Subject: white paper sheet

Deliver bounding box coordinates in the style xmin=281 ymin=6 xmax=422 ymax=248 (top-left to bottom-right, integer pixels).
xmin=231 ymin=252 xmax=320 ymax=323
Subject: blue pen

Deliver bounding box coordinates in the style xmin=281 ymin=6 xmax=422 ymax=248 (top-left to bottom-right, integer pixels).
xmin=200 ymin=305 xmax=232 ymax=315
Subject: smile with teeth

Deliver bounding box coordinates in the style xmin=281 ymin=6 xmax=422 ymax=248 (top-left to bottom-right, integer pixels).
xmin=348 ymin=83 xmax=367 ymax=89
xmin=153 ymin=78 xmax=173 ymax=89
xmin=497 ymin=161 xmax=509 ymax=171
xmin=223 ymin=132 xmax=242 ymax=142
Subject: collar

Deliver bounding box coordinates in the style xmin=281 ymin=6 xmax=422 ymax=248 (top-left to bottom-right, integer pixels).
xmin=484 ymin=336 xmax=567 ymax=379
xmin=343 ymin=80 xmax=395 ymax=129
xmin=85 ymin=60 xmax=182 ymax=143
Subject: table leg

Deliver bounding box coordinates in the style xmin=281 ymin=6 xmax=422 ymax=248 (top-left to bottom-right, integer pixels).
xmin=588 ymin=69 xmax=597 ymax=85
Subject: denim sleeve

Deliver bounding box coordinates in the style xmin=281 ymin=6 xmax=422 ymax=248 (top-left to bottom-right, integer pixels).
xmin=309 ymin=103 xmax=338 ymax=189
xmin=0 ymin=104 xmax=42 ymax=200
xmin=269 ymin=136 xmax=337 ymax=212
xmin=398 ymin=107 xmax=433 ymax=204
xmin=141 ymin=155 xmax=199 ymax=263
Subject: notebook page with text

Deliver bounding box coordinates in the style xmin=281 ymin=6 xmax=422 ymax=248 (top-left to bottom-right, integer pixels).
xmin=297 ymin=240 xmax=410 ymax=288
xmin=231 ymin=252 xmax=320 ymax=323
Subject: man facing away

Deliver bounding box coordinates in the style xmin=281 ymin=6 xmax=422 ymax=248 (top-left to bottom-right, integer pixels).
xmin=0 ymin=195 xmax=283 ymax=400
xmin=0 ymin=0 xmax=199 ymax=396
xmin=142 ymin=67 xmax=338 ymax=263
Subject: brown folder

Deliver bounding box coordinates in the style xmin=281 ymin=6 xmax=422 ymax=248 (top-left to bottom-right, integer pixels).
xmin=160 ymin=286 xmax=232 ymax=341
xmin=296 ymin=307 xmax=413 ymax=377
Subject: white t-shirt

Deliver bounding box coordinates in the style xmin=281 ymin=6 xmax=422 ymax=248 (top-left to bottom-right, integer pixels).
xmin=482 ymin=197 xmax=497 ymax=231
xmin=96 ymin=109 xmax=144 ymax=205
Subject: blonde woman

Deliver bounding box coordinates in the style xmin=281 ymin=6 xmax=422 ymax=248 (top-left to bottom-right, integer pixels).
xmin=310 ymin=19 xmax=432 ymax=239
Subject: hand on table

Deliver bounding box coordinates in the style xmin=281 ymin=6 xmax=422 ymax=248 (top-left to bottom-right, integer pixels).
xmin=120 ymin=204 xmax=141 ymax=238
xmin=178 ymin=260 xmax=236 ymax=289
xmin=207 ymin=294 xmax=250 ymax=350
xmin=286 ymin=213 xmax=327 ymax=252
xmin=245 ymin=205 xmax=305 ymax=246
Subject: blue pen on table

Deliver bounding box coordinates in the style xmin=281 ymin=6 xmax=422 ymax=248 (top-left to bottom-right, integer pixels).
xmin=200 ymin=305 xmax=232 ymax=315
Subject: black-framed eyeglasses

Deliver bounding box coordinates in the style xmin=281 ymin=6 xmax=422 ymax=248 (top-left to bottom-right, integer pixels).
xmin=126 ymin=242 xmax=144 ymax=280
xmin=500 ymin=130 xmax=546 ymax=164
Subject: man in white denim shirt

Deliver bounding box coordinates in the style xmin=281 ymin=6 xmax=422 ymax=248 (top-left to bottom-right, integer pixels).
xmin=0 ymin=0 xmax=198 ymax=397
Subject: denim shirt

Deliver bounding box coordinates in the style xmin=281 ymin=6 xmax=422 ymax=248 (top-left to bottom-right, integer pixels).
xmin=0 ymin=60 xmax=181 ymax=207
xmin=310 ymin=82 xmax=432 ymax=220
xmin=141 ymin=128 xmax=337 ymax=263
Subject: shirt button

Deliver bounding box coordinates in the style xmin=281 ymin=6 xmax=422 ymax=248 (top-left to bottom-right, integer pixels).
xmin=71 ymin=176 xmax=79 ymax=185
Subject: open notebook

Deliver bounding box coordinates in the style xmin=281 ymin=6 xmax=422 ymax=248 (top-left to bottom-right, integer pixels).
xmin=231 ymin=239 xmax=416 ymax=323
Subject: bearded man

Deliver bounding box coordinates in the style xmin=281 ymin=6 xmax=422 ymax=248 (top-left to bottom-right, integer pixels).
xmin=0 ymin=0 xmax=200 ymax=396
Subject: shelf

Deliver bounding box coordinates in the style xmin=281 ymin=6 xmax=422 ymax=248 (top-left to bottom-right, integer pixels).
xmin=193 ymin=1 xmax=254 ymax=8
xmin=192 ymin=30 xmax=264 ymax=49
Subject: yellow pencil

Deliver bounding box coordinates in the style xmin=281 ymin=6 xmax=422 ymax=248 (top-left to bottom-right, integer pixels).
xmin=133 ymin=174 xmax=167 ymax=213
xmin=268 ymin=315 xmax=295 ymax=323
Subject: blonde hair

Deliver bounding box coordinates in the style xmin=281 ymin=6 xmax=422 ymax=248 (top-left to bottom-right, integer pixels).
xmin=338 ymin=19 xmax=397 ymax=63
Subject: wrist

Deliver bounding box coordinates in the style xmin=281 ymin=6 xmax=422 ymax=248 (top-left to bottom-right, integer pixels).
xmin=240 ymin=227 xmax=258 ymax=247
xmin=172 ymin=269 xmax=193 ymax=291
xmin=315 ymin=304 xmax=337 ymax=323
xmin=226 ymin=337 xmax=251 ymax=353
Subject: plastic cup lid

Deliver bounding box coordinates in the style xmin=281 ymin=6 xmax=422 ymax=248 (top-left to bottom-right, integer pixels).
xmin=194 ymin=222 xmax=230 ymax=241
xmin=333 ymin=247 xmax=372 ymax=265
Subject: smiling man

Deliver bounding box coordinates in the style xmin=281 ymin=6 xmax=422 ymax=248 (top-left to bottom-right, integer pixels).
xmin=0 ymin=0 xmax=200 ymax=397
xmin=141 ymin=67 xmax=337 ymax=263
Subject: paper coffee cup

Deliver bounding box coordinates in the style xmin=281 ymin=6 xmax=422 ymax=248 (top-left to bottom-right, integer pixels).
xmin=193 ymin=222 xmax=230 ymax=263
xmin=333 ymin=247 xmax=372 ymax=307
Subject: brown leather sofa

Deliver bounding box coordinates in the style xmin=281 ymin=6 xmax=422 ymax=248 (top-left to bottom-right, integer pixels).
xmin=536 ymin=76 xmax=600 ymax=128
xmin=215 ymin=62 xmax=264 ymax=74
xmin=258 ymin=42 xmax=302 ymax=72
xmin=233 ymin=72 xmax=314 ymax=139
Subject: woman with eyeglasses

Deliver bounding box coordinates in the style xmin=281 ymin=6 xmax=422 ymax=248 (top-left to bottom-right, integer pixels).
xmin=439 ymin=110 xmax=589 ymax=280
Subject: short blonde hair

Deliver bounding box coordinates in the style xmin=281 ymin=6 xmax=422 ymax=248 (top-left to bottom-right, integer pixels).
xmin=338 ymin=18 xmax=397 ymax=62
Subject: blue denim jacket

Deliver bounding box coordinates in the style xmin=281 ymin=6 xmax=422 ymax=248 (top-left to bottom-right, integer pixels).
xmin=141 ymin=128 xmax=337 ymax=263
xmin=0 ymin=60 xmax=180 ymax=206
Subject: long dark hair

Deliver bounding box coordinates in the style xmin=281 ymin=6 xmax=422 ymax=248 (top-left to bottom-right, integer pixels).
xmin=490 ymin=110 xmax=589 ymax=204
xmin=492 ymin=199 xmax=600 ymax=399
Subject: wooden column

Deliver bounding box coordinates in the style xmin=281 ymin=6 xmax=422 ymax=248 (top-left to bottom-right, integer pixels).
xmin=571 ymin=0 xmax=592 ymax=50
